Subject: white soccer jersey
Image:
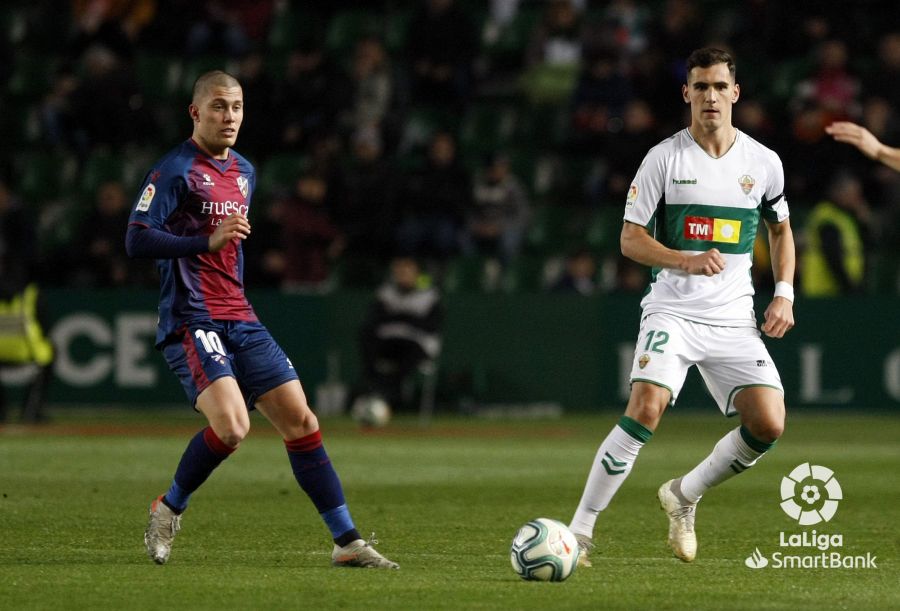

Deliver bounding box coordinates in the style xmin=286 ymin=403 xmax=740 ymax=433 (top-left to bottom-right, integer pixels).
xmin=624 ymin=128 xmax=790 ymax=327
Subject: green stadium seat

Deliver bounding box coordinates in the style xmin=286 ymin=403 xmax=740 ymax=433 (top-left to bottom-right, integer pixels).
xmin=7 ymin=53 xmax=57 ymax=99
xmin=459 ymin=104 xmax=519 ymax=155
xmin=268 ymin=9 xmax=322 ymax=51
xmin=585 ymin=206 xmax=624 ymax=254
xmin=442 ymin=256 xmax=499 ymax=293
xmin=325 ymin=9 xmax=382 ymax=55
xmin=18 ymin=151 xmax=77 ymax=204
xmin=79 ymin=152 xmax=127 ymax=197
xmin=257 ymin=153 xmax=310 ymax=199
xmin=501 ymin=255 xmax=546 ymax=293
xmin=384 ymin=9 xmax=411 ymax=53
xmin=134 ymin=53 xmax=182 ymax=101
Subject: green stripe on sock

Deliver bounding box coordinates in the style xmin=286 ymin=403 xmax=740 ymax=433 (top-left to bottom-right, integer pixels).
xmin=739 ymin=425 xmax=776 ymax=453
xmin=618 ymin=416 xmax=652 ymax=444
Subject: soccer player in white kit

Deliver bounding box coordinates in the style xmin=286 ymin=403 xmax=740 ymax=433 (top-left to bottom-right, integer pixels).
xmin=569 ymin=48 xmax=796 ymax=565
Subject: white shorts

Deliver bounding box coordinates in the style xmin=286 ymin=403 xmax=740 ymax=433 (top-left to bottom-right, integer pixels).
xmin=629 ymin=312 xmax=783 ymax=416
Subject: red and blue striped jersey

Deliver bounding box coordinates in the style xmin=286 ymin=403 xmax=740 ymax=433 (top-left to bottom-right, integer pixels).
xmin=128 ymin=139 xmax=258 ymax=346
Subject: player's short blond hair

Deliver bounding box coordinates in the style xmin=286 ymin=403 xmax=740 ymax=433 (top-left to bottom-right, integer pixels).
xmin=191 ymin=70 xmax=241 ymax=103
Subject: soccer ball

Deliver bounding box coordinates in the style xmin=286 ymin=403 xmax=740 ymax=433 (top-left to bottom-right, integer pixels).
xmin=351 ymin=394 xmax=392 ymax=428
xmin=510 ymin=518 xmax=580 ymax=582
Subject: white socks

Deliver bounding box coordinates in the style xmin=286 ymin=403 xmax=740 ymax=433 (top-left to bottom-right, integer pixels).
xmin=570 ymin=416 xmax=652 ymax=538
xmin=679 ymin=426 xmax=775 ymax=503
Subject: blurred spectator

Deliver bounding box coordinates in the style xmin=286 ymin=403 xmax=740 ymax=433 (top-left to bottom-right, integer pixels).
xmin=233 ymin=48 xmax=275 ymax=161
xmin=69 ymin=0 xmax=157 ymax=61
xmin=861 ymin=31 xmax=900 ymax=105
xmin=395 ymin=130 xmax=470 ymax=263
xmin=39 ymin=68 xmax=81 ymax=149
xmin=260 ymin=173 xmax=345 ymax=293
xmin=343 ymin=36 xmax=394 ymax=141
xmin=184 ymin=1 xmax=274 ymax=58
xmin=601 ymin=99 xmax=657 ymax=201
xmin=335 ymin=128 xmax=399 ymax=272
xmin=525 ymin=0 xmax=585 ymax=68
xmin=68 ymin=45 xmax=150 ymax=152
xmin=569 ymin=49 xmax=634 ymax=149
xmin=552 ymin=247 xmax=597 ymax=295
xmin=801 ymin=172 xmax=873 ymax=297
xmin=791 ymin=39 xmax=861 ymax=132
xmin=461 ymin=152 xmax=530 ymax=263
xmin=72 ymin=180 xmax=143 ymax=287
xmin=522 ymin=0 xmax=586 ymax=104
xmin=356 ymin=256 xmax=443 ymax=412
xmin=0 ymin=179 xmax=54 ymax=423
xmin=407 ymin=0 xmax=479 ymax=109
xmin=273 ymin=40 xmax=348 ymax=152
xmin=599 ymin=0 xmax=651 ymax=57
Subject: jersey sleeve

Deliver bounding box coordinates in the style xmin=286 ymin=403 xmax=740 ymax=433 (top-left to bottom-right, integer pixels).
xmin=128 ymin=162 xmax=186 ymax=230
xmin=761 ymin=152 xmax=789 ymax=223
xmin=623 ymin=145 xmax=666 ymax=227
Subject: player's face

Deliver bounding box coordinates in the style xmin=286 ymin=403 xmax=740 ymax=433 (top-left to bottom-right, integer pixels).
xmin=190 ymin=86 xmax=244 ymax=158
xmin=682 ymin=63 xmax=739 ymax=132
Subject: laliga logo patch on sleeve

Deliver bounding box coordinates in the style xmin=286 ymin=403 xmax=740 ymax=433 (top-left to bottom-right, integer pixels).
xmin=136 ymin=183 xmax=156 ymax=211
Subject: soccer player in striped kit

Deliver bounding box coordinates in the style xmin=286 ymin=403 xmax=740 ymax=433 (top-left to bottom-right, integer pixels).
xmin=569 ymin=48 xmax=796 ymax=565
xmin=126 ymin=70 xmax=397 ymax=568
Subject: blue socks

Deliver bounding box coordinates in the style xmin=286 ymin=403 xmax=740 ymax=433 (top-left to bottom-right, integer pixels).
xmin=163 ymin=427 xmax=234 ymax=513
xmin=286 ymin=430 xmax=360 ymax=546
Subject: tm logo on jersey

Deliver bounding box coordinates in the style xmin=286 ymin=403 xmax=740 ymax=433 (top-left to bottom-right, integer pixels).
xmin=684 ymin=216 xmax=742 ymax=244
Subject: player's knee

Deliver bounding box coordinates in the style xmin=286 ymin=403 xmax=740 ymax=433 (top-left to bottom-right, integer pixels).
xmin=216 ymin=419 xmax=250 ymax=448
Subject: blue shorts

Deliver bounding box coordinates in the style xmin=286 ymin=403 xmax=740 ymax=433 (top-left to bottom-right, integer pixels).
xmin=162 ymin=320 xmax=299 ymax=409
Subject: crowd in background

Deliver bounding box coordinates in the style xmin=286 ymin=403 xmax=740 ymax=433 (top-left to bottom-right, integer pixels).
xmin=1 ymin=0 xmax=899 ymax=297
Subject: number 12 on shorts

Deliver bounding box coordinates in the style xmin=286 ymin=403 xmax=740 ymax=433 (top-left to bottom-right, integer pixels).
xmin=643 ymin=330 xmax=669 ymax=353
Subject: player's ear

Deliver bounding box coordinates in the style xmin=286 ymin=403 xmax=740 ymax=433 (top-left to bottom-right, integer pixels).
xmin=682 ymin=84 xmax=690 ymax=103
xmin=732 ymin=83 xmax=740 ymax=103
xmin=188 ymin=103 xmax=200 ymax=123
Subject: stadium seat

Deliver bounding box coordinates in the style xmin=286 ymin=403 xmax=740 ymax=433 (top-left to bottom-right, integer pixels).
xmin=384 ymin=9 xmax=411 ymax=53
xmin=482 ymin=5 xmax=542 ymax=72
xmin=585 ymin=206 xmax=624 ymax=254
xmin=79 ymin=152 xmax=127 ymax=197
xmin=134 ymin=53 xmax=182 ymax=102
xmin=267 ymin=8 xmax=322 ymax=51
xmin=17 ymin=151 xmax=77 ymax=204
xmin=7 ymin=53 xmax=57 ymax=99
xmin=459 ymin=103 xmax=519 ymax=155
xmin=442 ymin=256 xmax=498 ymax=293
xmin=325 ymin=9 xmax=382 ymax=55
xmin=501 ymin=255 xmax=546 ymax=293
xmin=256 ymin=153 xmax=310 ymax=199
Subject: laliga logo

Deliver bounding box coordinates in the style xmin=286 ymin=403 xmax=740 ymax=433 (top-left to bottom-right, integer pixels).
xmin=780 ymin=463 xmax=842 ymax=525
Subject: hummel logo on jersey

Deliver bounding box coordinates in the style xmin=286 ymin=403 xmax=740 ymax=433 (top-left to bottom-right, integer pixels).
xmin=672 ymin=178 xmax=697 ymax=185
xmin=684 ymin=216 xmax=742 ymax=244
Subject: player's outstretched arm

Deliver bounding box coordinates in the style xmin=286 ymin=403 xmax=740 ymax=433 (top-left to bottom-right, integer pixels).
xmin=825 ymin=121 xmax=900 ymax=173
xmin=761 ymin=219 xmax=795 ymax=339
xmin=621 ymin=221 xmax=726 ymax=276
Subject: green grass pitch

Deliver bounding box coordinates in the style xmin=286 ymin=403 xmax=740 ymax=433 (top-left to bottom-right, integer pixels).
xmin=1 ymin=408 xmax=898 ymax=610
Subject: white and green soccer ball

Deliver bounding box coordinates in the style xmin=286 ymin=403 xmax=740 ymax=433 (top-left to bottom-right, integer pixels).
xmin=510 ymin=518 xmax=579 ymax=582
xmin=351 ymin=394 xmax=392 ymax=428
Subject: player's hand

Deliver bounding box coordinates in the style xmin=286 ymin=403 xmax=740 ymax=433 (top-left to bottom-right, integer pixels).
xmin=209 ymin=213 xmax=251 ymax=252
xmin=682 ymin=248 xmax=726 ymax=276
xmin=825 ymin=121 xmax=882 ymax=160
xmin=761 ymin=297 xmax=794 ymax=338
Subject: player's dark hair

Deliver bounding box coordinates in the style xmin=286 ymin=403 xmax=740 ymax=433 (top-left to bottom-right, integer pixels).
xmin=191 ymin=70 xmax=241 ymax=102
xmin=686 ymin=48 xmax=736 ymax=81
